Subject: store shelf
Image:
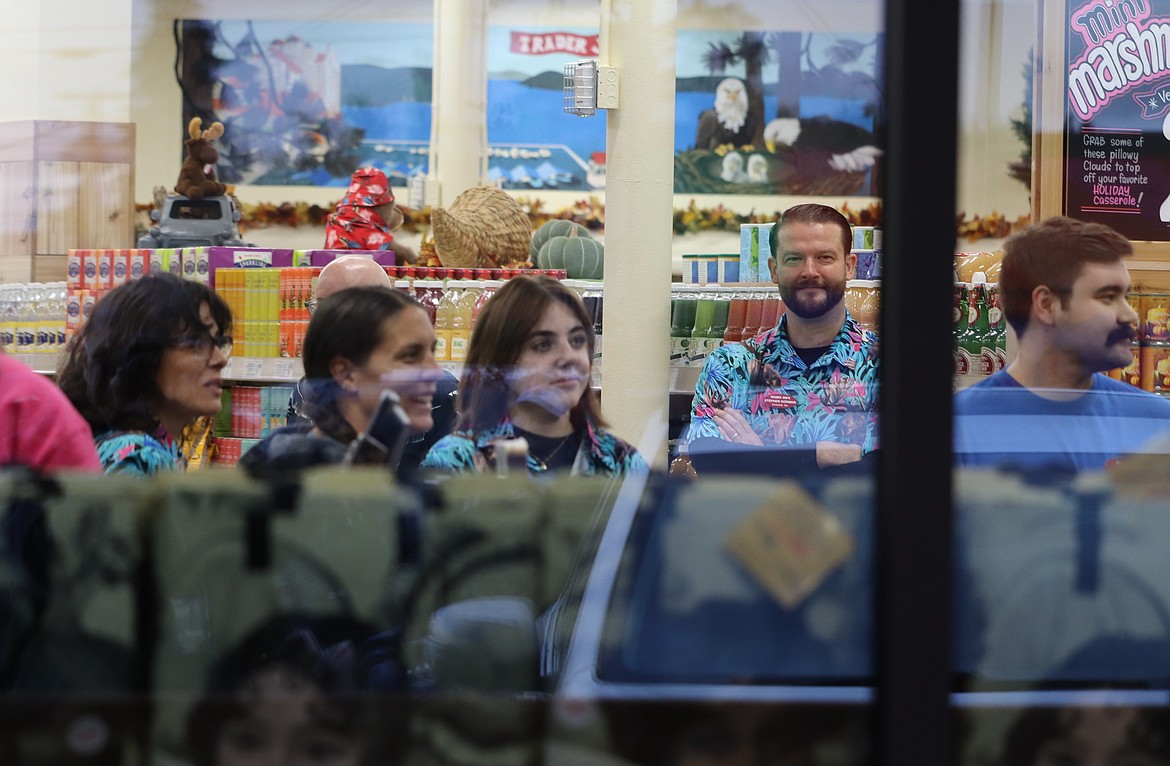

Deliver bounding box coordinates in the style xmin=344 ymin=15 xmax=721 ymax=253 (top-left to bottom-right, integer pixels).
xmin=223 ymin=357 xmax=303 ymax=383
xmin=669 ymin=365 xmax=701 ymax=395
xmin=10 ymin=352 xmax=60 ymax=375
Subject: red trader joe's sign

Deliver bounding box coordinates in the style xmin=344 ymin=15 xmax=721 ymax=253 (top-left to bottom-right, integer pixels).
xmin=510 ymin=30 xmax=599 ymax=56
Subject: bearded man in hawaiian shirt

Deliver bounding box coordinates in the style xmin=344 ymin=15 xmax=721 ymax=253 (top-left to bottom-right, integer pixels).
xmin=686 ymin=203 xmax=879 ymax=469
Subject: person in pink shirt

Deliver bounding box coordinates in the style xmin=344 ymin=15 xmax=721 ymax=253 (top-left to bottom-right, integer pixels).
xmin=0 ymin=352 xmax=101 ymax=473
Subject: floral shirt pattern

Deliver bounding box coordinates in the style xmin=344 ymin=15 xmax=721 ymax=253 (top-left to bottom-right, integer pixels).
xmin=95 ymin=430 xmax=184 ymax=477
xmin=686 ymin=312 xmax=880 ymax=453
xmin=421 ymin=414 xmax=647 ymax=478
xmin=324 ymin=205 xmax=396 ymax=250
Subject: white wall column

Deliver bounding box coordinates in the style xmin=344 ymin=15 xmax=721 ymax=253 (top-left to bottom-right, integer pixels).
xmin=599 ymin=0 xmax=677 ymax=466
xmin=431 ymin=0 xmax=488 ymax=205
xmin=0 ymin=0 xmax=133 ymax=123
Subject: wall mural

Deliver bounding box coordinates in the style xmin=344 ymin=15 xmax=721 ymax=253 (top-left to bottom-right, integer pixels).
xmin=178 ymin=20 xmax=881 ymax=197
xmin=674 ymin=29 xmax=882 ymax=196
xmin=178 ymin=20 xmax=432 ymax=188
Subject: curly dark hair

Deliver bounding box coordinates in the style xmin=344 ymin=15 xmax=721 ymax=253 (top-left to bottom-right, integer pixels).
xmin=57 ymin=273 xmax=232 ymax=434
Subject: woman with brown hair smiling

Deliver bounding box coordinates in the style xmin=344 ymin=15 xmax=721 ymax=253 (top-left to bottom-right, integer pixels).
xmin=421 ymin=275 xmax=645 ymax=477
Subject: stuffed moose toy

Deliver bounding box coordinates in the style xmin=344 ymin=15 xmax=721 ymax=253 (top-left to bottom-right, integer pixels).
xmin=175 ymin=116 xmax=228 ymax=200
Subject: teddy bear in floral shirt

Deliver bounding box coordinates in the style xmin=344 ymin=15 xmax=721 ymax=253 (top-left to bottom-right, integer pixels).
xmin=324 ymin=168 xmax=418 ymax=263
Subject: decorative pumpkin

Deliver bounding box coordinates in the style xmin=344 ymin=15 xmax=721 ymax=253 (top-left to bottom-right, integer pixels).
xmin=530 ymin=218 xmax=590 ymax=261
xmin=538 ymin=233 xmax=604 ymax=279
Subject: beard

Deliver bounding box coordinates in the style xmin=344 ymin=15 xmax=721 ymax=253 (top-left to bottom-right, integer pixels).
xmin=780 ymin=275 xmax=847 ymax=319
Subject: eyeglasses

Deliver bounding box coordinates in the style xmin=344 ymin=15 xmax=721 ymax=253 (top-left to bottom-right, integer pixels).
xmin=171 ymin=333 xmax=233 ymax=359
xmin=306 ymin=298 xmax=319 ymax=316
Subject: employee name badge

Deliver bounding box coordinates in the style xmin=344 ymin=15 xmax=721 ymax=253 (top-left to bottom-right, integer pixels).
xmin=724 ymin=481 xmax=854 ymax=610
xmin=760 ymin=388 xmax=798 ymax=411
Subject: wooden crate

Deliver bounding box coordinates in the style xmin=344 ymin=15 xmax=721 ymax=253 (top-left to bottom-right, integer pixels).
xmin=0 ymin=121 xmax=135 ymax=281
xmin=0 ymin=254 xmax=32 ymax=283
xmin=32 ymin=254 xmax=67 ymax=283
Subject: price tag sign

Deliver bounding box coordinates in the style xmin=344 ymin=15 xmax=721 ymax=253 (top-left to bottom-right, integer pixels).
xmin=243 ymin=358 xmax=264 ymax=379
xmin=273 ymin=358 xmax=296 ymax=380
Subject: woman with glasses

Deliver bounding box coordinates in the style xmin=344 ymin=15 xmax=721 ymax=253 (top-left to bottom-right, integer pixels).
xmin=58 ymin=273 xmax=233 ymax=475
xmin=240 ymin=285 xmax=441 ymax=477
xmin=421 ymin=276 xmax=645 ymax=478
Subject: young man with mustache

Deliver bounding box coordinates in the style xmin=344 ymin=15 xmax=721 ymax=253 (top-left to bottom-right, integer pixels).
xmin=954 ymin=216 xmax=1170 ymax=471
xmin=685 ymin=203 xmax=880 ymax=470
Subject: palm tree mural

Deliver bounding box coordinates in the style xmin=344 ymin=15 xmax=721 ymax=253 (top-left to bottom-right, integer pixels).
xmin=767 ymin=32 xmax=802 ymax=120
xmin=695 ymin=32 xmax=769 ymax=148
xmin=678 ymin=28 xmax=882 ymax=196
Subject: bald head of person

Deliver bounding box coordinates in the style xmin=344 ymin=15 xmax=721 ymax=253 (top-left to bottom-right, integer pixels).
xmin=315 ymin=255 xmax=392 ymax=300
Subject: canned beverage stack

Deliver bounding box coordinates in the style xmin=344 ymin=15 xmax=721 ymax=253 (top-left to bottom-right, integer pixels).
xmin=1140 ymin=291 xmax=1170 ymax=393
xmin=844 ymin=280 xmax=880 ymax=332
xmin=1111 ymin=291 xmax=1142 ymax=387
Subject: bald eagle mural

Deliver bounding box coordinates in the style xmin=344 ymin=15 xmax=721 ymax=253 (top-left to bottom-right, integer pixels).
xmin=676 ymin=28 xmax=882 ymax=196
xmin=764 ymin=116 xmax=883 ymax=174
xmin=694 ymin=78 xmax=764 ymax=150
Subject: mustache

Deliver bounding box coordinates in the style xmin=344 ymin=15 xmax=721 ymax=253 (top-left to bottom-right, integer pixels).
xmin=1109 ymin=326 xmax=1136 ymax=345
xmin=794 ymin=277 xmax=827 ymax=289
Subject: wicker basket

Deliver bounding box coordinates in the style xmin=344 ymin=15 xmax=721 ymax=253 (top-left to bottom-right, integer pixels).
xmin=432 ymin=186 xmax=533 ymax=269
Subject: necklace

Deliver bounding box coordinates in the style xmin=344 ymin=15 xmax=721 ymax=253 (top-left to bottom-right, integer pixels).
xmin=521 ymin=428 xmax=577 ymax=472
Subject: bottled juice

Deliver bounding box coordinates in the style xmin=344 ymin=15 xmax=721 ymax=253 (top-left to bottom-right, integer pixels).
xmin=473 ymin=279 xmax=499 ymax=326
xmin=964 ymin=276 xmax=993 ymax=376
xmin=741 ymin=287 xmax=765 ymax=340
xmin=953 ymin=283 xmax=972 ymax=376
xmin=707 ymin=286 xmax=731 ymax=352
xmin=434 ymin=280 xmax=461 ymax=362
xmin=449 ymin=280 xmax=477 ymax=363
xmin=670 ymin=287 xmax=699 ymax=367
xmin=760 ymin=293 xmax=784 ymax=332
xmin=723 ymin=289 xmax=749 ymax=344
xmin=690 ymin=291 xmax=717 ymax=366
xmin=987 ymin=283 xmax=1007 ymax=371
xmin=583 ymin=282 xmax=603 ymax=387
xmin=414 ymin=275 xmax=442 ymax=325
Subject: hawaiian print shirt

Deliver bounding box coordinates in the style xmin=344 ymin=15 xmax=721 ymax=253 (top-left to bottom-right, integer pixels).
xmin=421 ymin=414 xmax=647 ymax=478
xmin=324 ymin=205 xmax=396 ymax=251
xmin=686 ymin=311 xmax=880 ymax=453
xmin=95 ymin=429 xmax=184 ymax=476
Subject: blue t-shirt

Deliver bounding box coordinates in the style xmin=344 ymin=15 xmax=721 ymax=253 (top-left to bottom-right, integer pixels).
xmin=953 ymin=371 xmax=1170 ymax=471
